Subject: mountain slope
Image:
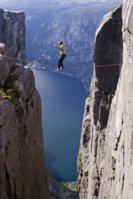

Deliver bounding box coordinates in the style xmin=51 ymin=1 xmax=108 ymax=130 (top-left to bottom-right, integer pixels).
xmin=26 ymin=1 xmax=122 ymax=90
xmin=0 ymin=0 xmax=122 ymax=89
xmin=26 ymin=1 xmax=122 ymax=65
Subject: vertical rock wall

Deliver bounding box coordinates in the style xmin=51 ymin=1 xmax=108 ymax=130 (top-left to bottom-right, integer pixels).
xmin=78 ymin=5 xmax=123 ymax=199
xmin=0 ymin=9 xmax=25 ymax=86
xmin=0 ymin=9 xmax=49 ymax=199
xmin=79 ymin=0 xmax=133 ymax=198
xmin=0 ymin=9 xmax=25 ymax=60
xmin=78 ymin=97 xmax=91 ymax=198
xmin=98 ymin=1 xmax=133 ymax=198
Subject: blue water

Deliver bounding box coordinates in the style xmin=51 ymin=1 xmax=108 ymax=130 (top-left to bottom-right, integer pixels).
xmin=32 ymin=68 xmax=88 ymax=181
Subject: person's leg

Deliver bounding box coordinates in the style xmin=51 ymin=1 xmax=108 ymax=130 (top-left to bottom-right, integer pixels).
xmin=57 ymin=56 xmax=62 ymax=69
xmin=60 ymin=54 xmax=66 ymax=69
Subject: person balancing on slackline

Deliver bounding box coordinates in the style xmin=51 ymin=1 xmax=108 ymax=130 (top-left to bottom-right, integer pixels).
xmin=55 ymin=42 xmax=66 ymax=71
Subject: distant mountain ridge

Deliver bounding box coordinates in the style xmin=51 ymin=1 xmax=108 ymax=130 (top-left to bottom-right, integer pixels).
xmin=0 ymin=0 xmax=122 ymax=8
xmin=0 ymin=0 xmax=122 ymax=89
xmin=25 ymin=0 xmax=122 ymax=89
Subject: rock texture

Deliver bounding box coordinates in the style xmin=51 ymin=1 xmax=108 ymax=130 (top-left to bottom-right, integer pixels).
xmin=78 ymin=4 xmax=129 ymax=199
xmin=0 ymin=9 xmax=25 ymax=86
xmin=49 ymin=177 xmax=79 ymax=199
xmin=98 ymin=1 xmax=133 ymax=198
xmin=0 ymin=9 xmax=49 ymax=199
xmin=0 ymin=9 xmax=25 ymax=60
xmin=78 ymin=98 xmax=91 ymax=198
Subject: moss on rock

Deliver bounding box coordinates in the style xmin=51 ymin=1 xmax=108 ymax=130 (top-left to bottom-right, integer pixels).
xmin=3 ymin=68 xmax=21 ymax=111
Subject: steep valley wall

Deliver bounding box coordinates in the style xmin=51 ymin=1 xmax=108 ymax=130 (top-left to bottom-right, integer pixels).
xmin=78 ymin=0 xmax=133 ymax=198
xmin=0 ymin=9 xmax=49 ymax=199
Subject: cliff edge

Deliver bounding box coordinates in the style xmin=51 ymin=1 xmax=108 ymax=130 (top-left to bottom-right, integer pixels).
xmin=0 ymin=9 xmax=49 ymax=199
xmin=78 ymin=0 xmax=133 ymax=198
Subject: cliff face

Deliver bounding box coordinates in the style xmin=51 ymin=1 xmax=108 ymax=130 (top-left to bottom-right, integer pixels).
xmin=0 ymin=9 xmax=49 ymax=199
xmin=78 ymin=1 xmax=133 ymax=198
xmin=78 ymin=5 xmax=122 ymax=199
xmin=0 ymin=9 xmax=25 ymax=86
xmin=98 ymin=1 xmax=133 ymax=198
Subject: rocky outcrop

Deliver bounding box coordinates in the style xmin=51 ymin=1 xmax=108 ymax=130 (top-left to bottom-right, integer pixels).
xmin=0 ymin=9 xmax=25 ymax=86
xmin=0 ymin=9 xmax=49 ymax=198
xmin=49 ymin=177 xmax=79 ymax=199
xmin=0 ymin=9 xmax=25 ymax=60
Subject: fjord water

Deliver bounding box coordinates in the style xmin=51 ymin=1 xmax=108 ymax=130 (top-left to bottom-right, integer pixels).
xmin=32 ymin=68 xmax=88 ymax=181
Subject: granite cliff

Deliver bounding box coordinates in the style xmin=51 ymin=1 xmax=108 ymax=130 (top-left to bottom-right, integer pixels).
xmin=78 ymin=0 xmax=133 ymax=198
xmin=0 ymin=9 xmax=49 ymax=199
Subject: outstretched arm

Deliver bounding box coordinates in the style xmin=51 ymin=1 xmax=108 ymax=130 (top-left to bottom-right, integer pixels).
xmin=56 ymin=45 xmax=63 ymax=50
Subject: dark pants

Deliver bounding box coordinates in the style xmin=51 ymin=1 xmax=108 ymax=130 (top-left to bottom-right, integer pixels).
xmin=58 ymin=54 xmax=66 ymax=69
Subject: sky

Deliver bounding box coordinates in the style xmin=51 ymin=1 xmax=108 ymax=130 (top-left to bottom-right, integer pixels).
xmin=0 ymin=0 xmax=121 ymax=4
xmin=0 ymin=0 xmax=122 ymax=12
